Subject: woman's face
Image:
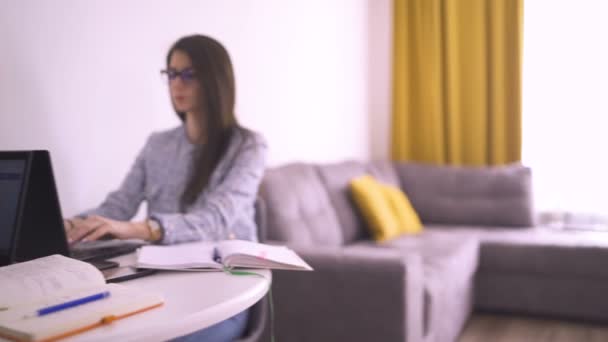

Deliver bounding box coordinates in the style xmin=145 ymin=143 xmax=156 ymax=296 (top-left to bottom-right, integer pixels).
xmin=168 ymin=50 xmax=202 ymax=114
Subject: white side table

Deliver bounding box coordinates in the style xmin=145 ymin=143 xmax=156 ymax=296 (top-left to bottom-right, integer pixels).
xmin=63 ymin=253 xmax=271 ymax=342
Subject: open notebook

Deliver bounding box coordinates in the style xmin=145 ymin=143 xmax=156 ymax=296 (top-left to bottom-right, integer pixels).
xmin=0 ymin=255 xmax=163 ymax=342
xmin=137 ymin=240 xmax=313 ymax=271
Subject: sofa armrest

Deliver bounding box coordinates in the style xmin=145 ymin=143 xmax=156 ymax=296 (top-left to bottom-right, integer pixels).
xmin=268 ymin=243 xmax=424 ymax=342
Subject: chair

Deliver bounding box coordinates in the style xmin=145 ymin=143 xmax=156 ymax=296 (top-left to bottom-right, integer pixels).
xmin=236 ymin=197 xmax=270 ymax=342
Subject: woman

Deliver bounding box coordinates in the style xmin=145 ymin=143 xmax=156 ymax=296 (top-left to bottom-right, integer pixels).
xmin=64 ymin=35 xmax=267 ymax=342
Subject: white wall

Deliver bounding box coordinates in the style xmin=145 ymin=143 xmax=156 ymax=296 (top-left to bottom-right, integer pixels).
xmin=0 ymin=0 xmax=392 ymax=217
xmin=368 ymin=0 xmax=393 ymax=161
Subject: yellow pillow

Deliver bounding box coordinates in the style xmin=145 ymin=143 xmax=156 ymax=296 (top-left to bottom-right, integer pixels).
xmin=380 ymin=184 xmax=423 ymax=235
xmin=350 ymin=175 xmax=422 ymax=242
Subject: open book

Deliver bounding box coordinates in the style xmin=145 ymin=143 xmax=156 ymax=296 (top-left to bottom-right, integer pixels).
xmin=137 ymin=240 xmax=313 ymax=271
xmin=0 ymin=255 xmax=163 ymax=342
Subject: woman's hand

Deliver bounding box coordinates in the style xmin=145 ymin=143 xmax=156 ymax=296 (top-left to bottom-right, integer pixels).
xmin=63 ymin=219 xmax=74 ymax=232
xmin=66 ymin=216 xmax=151 ymax=243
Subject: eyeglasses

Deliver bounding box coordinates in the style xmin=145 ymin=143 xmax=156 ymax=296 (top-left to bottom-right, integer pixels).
xmin=160 ymin=68 xmax=197 ymax=83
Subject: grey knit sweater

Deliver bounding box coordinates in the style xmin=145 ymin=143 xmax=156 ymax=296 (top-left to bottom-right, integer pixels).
xmin=81 ymin=125 xmax=267 ymax=244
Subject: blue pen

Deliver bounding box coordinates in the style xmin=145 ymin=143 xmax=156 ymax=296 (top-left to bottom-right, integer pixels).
xmin=34 ymin=291 xmax=111 ymax=317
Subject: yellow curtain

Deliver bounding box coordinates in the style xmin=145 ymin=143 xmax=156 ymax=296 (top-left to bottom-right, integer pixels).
xmin=391 ymin=0 xmax=523 ymax=165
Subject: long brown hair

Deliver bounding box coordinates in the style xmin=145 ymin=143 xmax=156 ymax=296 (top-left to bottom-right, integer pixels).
xmin=167 ymin=35 xmax=241 ymax=210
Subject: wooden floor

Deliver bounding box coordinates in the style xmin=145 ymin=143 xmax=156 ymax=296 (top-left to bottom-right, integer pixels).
xmin=459 ymin=314 xmax=608 ymax=342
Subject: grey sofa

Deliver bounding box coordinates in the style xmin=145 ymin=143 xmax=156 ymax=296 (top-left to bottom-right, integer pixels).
xmin=258 ymin=161 xmax=608 ymax=342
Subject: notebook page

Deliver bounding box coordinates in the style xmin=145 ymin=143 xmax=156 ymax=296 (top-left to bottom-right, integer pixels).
xmin=0 ymin=283 xmax=163 ymax=341
xmin=0 ymin=255 xmax=105 ymax=309
xmin=218 ymin=240 xmax=313 ymax=270
xmin=137 ymin=242 xmax=221 ymax=269
xmin=217 ymin=240 xmax=289 ymax=259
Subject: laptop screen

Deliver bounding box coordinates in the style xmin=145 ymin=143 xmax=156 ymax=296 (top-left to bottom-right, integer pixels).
xmin=0 ymin=151 xmax=72 ymax=265
xmin=0 ymin=158 xmax=27 ymax=263
xmin=0 ymin=151 xmax=143 ymax=271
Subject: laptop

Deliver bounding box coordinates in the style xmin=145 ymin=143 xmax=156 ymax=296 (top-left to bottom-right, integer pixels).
xmin=0 ymin=151 xmax=151 ymax=280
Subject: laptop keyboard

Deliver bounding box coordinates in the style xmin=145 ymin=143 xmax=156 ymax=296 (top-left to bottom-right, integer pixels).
xmin=70 ymin=240 xmax=147 ymax=261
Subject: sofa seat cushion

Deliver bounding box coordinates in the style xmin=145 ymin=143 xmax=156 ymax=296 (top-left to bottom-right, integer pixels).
xmin=423 ymin=225 xmax=608 ymax=322
xmin=379 ymin=233 xmax=478 ymax=273
xmin=351 ymin=233 xmax=479 ymax=280
xmin=351 ymin=233 xmax=479 ymax=342
xmin=424 ymin=225 xmax=608 ymax=280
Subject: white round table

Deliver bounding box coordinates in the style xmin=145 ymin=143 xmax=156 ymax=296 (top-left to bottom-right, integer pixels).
xmin=63 ymin=253 xmax=271 ymax=342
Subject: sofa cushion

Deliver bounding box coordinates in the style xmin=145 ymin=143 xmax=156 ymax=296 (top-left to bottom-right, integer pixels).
xmin=317 ymin=161 xmax=371 ymax=243
xmin=367 ymin=161 xmax=401 ymax=187
xmin=260 ymin=163 xmax=343 ymax=246
xmin=395 ymin=162 xmax=534 ymax=227
xmin=377 ymin=233 xmax=479 ymax=279
xmin=424 ymin=224 xmax=608 ymax=279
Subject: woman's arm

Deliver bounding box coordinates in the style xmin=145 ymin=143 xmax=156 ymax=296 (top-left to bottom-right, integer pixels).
xmin=153 ymin=134 xmax=267 ymax=244
xmin=78 ymin=138 xmax=149 ymax=221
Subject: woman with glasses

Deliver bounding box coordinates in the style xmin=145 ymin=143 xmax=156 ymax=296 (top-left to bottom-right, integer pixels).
xmin=64 ymin=34 xmax=267 ymax=341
